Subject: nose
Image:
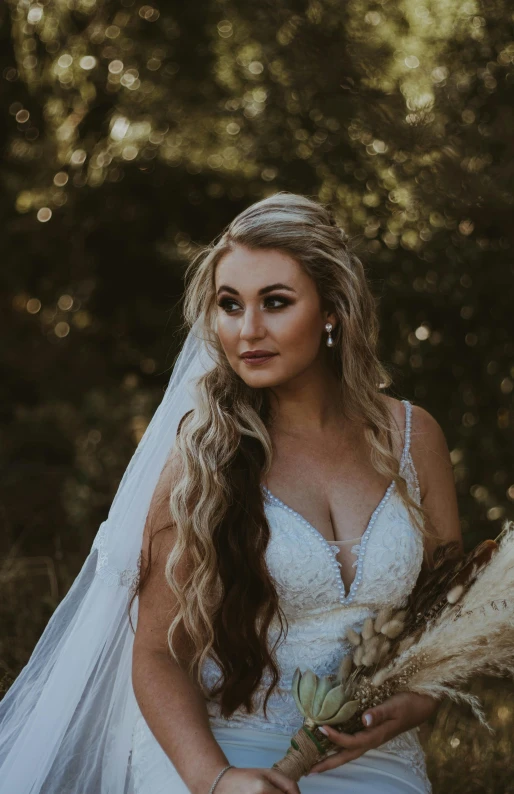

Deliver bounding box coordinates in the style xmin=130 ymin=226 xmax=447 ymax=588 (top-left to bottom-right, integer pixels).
xmin=239 ymin=306 xmax=266 ymax=341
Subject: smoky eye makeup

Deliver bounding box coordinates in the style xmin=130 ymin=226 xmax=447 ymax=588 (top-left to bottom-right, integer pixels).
xmin=216 ymin=295 xmax=293 ymax=312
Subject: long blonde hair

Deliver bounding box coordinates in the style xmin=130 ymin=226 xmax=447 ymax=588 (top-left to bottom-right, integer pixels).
xmin=136 ymin=191 xmax=434 ymax=719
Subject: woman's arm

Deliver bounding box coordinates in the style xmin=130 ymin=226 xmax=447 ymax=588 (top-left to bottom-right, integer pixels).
xmin=132 ymin=452 xmax=300 ymax=794
xmin=132 ymin=650 xmax=230 ymax=794
xmin=308 ymin=403 xmax=464 ymax=773
xmin=132 ymin=452 xmax=230 ymax=794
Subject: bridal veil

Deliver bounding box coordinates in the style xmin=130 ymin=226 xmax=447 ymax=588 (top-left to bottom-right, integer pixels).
xmin=0 ymin=319 xmax=215 ymax=794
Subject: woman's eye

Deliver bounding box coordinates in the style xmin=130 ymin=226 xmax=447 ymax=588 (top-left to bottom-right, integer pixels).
xmin=217 ymin=296 xmax=291 ymax=313
xmin=217 ymin=298 xmax=239 ymax=313
xmin=264 ymin=296 xmax=291 ymax=310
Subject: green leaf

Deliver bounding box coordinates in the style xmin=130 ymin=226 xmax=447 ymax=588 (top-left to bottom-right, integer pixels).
xmin=315 ymin=683 xmax=346 ymax=721
xmin=324 ymin=699 xmax=360 ymax=726
xmin=298 ymin=669 xmax=318 ymax=716
xmin=291 ymin=667 xmax=305 ymax=717
xmin=312 ymin=675 xmax=334 ymax=717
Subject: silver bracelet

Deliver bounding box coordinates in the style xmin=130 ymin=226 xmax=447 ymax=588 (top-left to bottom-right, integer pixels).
xmin=208 ymin=763 xmax=234 ymax=794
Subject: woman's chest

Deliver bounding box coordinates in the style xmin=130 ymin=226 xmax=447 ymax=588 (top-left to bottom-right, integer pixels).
xmin=264 ymin=489 xmax=424 ymax=615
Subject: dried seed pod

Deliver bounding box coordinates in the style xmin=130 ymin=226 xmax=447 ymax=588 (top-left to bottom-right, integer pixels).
xmin=371 ymin=668 xmax=390 ymax=687
xmin=397 ymin=635 xmax=416 ymax=655
xmin=362 ymin=617 xmax=375 ymax=640
xmin=380 ymin=619 xmax=404 ymax=639
xmin=336 ymin=655 xmax=353 ymax=684
xmin=362 ymin=646 xmax=378 ymax=666
xmin=377 ymin=638 xmax=391 ymax=662
xmin=447 ymin=584 xmax=465 ymax=604
xmin=353 ymin=645 xmax=364 ymax=666
xmin=363 ymin=635 xmax=380 ymax=653
xmin=346 ymin=627 xmax=362 ymax=647
xmin=374 ymin=607 xmax=393 ymax=633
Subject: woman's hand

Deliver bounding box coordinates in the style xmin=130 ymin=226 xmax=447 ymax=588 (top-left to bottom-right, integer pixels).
xmin=308 ymin=691 xmax=439 ymax=775
xmin=217 ymin=766 xmax=301 ymax=794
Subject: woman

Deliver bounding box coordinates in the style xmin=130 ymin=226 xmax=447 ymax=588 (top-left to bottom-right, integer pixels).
xmin=0 ymin=192 xmax=462 ymax=794
xmin=129 ymin=192 xmax=462 ymax=794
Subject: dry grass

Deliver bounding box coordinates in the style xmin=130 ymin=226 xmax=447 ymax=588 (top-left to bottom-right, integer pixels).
xmin=0 ymin=556 xmax=61 ymax=691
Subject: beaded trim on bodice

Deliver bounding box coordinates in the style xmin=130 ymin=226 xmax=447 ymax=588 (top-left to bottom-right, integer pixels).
xmin=203 ymin=399 xmax=431 ymax=792
xmin=262 ymin=480 xmax=397 ymax=604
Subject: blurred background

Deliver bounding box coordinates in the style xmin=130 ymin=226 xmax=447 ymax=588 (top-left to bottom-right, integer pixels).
xmin=1 ymin=0 xmax=513 ymax=790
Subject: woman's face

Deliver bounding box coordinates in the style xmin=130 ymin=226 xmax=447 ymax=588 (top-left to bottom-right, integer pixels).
xmin=214 ymin=244 xmax=337 ymax=388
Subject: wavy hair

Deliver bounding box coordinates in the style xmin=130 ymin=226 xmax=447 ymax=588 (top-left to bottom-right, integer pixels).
xmin=131 ymin=191 xmax=435 ymax=719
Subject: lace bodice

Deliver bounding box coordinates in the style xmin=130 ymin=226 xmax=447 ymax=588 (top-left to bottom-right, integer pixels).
xmin=202 ymin=400 xmax=431 ymax=791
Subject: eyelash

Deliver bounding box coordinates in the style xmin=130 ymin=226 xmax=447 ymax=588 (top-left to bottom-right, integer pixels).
xmin=217 ymin=296 xmax=292 ymax=314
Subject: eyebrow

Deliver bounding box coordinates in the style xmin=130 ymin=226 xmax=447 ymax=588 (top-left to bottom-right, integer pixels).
xmin=216 ymin=282 xmax=297 ymax=297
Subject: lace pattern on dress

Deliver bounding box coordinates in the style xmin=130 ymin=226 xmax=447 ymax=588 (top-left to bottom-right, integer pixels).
xmin=380 ymin=729 xmax=432 ymax=792
xmin=262 ymin=481 xmax=397 ymax=605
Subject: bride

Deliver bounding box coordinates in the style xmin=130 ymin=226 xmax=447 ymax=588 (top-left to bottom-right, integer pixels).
xmin=0 ymin=192 xmax=463 ymax=793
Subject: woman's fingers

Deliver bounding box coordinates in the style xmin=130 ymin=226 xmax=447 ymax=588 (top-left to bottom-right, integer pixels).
xmin=263 ymin=768 xmax=301 ymax=794
xmin=360 ymin=697 xmax=398 ymax=728
xmin=308 ymin=747 xmax=363 ymax=774
xmin=319 ymin=723 xmax=388 ymax=750
xmin=309 ymin=722 xmax=393 ymax=773
xmin=362 ymin=691 xmax=438 ymax=732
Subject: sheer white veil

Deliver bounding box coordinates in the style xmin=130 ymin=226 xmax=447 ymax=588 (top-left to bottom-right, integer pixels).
xmin=0 ymin=318 xmax=216 ymax=794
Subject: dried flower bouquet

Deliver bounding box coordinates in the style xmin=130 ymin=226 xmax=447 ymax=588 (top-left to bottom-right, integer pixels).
xmin=272 ymin=520 xmax=514 ymax=782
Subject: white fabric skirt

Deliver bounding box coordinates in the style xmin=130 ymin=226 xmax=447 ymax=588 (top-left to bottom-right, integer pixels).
xmin=130 ymin=711 xmax=431 ymax=793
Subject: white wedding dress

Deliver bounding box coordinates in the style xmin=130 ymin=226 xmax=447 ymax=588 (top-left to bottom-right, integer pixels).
xmin=130 ymin=399 xmax=432 ymax=793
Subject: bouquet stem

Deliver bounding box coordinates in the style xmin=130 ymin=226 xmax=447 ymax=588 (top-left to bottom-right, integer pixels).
xmin=271 ymin=723 xmax=333 ymax=781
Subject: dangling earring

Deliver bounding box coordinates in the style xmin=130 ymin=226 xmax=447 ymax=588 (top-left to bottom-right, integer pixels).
xmin=325 ymin=322 xmax=334 ymax=347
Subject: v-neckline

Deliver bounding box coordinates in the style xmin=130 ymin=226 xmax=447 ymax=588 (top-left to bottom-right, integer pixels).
xmin=261 ymin=400 xmax=411 ymax=605
xmin=262 ymin=481 xmax=396 ymax=604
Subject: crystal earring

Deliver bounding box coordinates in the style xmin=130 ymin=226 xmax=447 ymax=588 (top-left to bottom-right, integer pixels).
xmin=325 ymin=322 xmax=334 ymax=347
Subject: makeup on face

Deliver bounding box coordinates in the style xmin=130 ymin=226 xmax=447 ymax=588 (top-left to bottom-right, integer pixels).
xmin=240 ymin=352 xmax=279 ymax=366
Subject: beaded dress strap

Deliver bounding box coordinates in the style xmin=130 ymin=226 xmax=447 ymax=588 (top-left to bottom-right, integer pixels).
xmin=400 ymin=399 xmax=412 ymax=469
xmin=327 ymin=400 xmax=411 ymax=547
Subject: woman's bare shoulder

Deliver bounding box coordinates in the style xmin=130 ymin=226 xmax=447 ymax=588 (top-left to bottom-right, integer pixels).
xmin=379 ymin=394 xmax=409 ymax=459
xmin=407 ymin=402 xmax=463 ymax=556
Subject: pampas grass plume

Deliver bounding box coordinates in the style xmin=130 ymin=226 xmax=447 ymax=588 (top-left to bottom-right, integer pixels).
xmin=379 ymin=519 xmax=514 ymax=730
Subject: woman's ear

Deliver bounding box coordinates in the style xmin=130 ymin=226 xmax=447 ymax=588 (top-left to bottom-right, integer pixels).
xmin=323 ymin=308 xmax=338 ymax=334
